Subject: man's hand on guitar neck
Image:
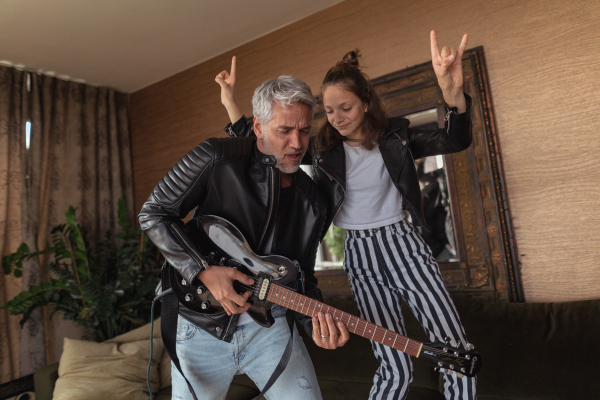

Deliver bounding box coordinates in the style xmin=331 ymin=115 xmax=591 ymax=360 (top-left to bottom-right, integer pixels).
xmin=312 ymin=311 xmax=350 ymax=350
xmin=197 ymin=266 xmax=254 ymax=316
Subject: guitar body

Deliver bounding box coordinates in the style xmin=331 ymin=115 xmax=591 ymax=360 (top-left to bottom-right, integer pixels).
xmin=169 ymin=215 xmax=299 ymax=327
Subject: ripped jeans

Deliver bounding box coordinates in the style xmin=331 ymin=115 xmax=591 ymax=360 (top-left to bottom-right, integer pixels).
xmin=171 ymin=306 xmax=322 ymax=400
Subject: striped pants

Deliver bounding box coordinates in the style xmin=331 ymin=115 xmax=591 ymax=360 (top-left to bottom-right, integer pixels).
xmin=343 ymin=219 xmax=476 ymax=400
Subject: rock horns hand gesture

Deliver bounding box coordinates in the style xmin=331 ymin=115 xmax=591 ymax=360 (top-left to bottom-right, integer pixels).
xmin=430 ymin=31 xmax=468 ymax=111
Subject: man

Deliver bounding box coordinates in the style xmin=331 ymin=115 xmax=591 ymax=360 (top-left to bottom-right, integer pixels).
xmin=138 ymin=76 xmax=349 ymax=400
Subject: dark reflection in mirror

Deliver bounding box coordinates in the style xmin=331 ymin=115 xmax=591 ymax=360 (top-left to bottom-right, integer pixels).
xmin=402 ymin=108 xmax=458 ymax=262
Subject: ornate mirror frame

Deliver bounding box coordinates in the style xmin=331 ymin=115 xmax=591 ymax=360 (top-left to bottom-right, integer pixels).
xmin=314 ymin=47 xmax=524 ymax=302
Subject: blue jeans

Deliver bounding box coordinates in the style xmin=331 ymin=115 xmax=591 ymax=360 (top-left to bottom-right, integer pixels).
xmin=171 ymin=306 xmax=322 ymax=400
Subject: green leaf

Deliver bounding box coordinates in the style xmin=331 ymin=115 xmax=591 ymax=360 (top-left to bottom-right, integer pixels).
xmin=117 ymin=195 xmax=131 ymax=233
xmin=52 ymin=279 xmax=65 ymax=288
xmin=14 ymin=269 xmax=22 ymax=278
xmin=17 ymin=243 xmax=31 ymax=254
xmin=65 ymin=207 xmax=88 ymax=256
xmin=73 ymin=251 xmax=87 ymax=261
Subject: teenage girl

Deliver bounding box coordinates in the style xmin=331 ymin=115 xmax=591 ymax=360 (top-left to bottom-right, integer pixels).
xmin=216 ymin=31 xmax=476 ymax=400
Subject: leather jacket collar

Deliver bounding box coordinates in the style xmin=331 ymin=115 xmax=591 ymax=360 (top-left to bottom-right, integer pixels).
xmin=253 ymin=141 xmax=278 ymax=166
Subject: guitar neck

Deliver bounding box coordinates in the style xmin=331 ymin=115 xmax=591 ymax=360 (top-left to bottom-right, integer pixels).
xmin=266 ymin=283 xmax=423 ymax=358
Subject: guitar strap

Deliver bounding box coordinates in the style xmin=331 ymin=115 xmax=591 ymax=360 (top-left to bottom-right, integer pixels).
xmin=159 ymin=264 xmax=295 ymax=399
xmin=160 ymin=266 xmax=199 ymax=400
xmin=255 ymin=310 xmax=295 ymax=399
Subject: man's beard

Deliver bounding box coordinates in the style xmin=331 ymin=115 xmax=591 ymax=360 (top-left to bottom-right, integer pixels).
xmin=261 ymin=137 xmax=305 ymax=174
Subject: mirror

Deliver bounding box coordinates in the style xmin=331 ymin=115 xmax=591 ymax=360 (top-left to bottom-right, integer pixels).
xmin=402 ymin=108 xmax=458 ymax=263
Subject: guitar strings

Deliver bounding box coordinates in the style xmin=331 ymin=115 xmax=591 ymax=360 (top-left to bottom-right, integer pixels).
xmin=230 ymin=282 xmax=469 ymax=360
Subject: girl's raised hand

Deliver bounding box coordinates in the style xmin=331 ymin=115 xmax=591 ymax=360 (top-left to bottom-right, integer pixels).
xmin=215 ymin=56 xmax=243 ymax=123
xmin=215 ymin=56 xmax=237 ymax=106
xmin=430 ymin=31 xmax=468 ymax=111
xmin=430 ymin=31 xmax=468 ymax=95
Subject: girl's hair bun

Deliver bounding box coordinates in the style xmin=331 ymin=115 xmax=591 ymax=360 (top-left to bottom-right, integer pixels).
xmin=339 ymin=49 xmax=361 ymax=69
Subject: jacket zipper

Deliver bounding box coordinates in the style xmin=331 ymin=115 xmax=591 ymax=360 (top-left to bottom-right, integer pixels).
xmin=170 ymin=222 xmax=208 ymax=271
xmin=258 ymin=166 xmax=275 ymax=249
xmin=317 ymin=163 xmax=346 ymax=223
xmin=222 ymin=313 xmax=234 ymax=339
xmin=444 ymin=108 xmax=454 ymax=134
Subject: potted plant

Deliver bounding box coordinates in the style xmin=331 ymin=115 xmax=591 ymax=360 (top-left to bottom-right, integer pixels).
xmin=2 ymin=196 xmax=161 ymax=342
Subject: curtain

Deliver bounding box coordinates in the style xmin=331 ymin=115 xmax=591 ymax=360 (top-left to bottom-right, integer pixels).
xmin=0 ymin=64 xmax=134 ymax=382
xmin=0 ymin=65 xmax=26 ymax=384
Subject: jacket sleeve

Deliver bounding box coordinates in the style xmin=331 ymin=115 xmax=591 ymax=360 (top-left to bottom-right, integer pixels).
xmin=293 ymin=212 xmax=328 ymax=336
xmin=224 ymin=115 xmax=254 ymax=138
xmin=225 ymin=115 xmax=313 ymax=165
xmin=137 ymin=140 xmax=216 ymax=284
xmin=408 ymin=93 xmax=473 ymax=160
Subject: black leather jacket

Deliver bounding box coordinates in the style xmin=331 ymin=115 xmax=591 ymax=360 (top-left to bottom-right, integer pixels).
xmin=138 ymin=136 xmax=329 ymax=342
xmin=225 ymin=95 xmax=472 ymax=229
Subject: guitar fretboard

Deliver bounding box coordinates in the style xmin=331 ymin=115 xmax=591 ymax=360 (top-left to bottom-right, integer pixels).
xmin=266 ymin=283 xmax=422 ymax=357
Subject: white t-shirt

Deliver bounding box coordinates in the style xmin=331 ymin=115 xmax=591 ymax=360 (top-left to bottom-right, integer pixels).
xmin=237 ymin=311 xmax=254 ymax=326
xmin=333 ymin=143 xmax=405 ymax=230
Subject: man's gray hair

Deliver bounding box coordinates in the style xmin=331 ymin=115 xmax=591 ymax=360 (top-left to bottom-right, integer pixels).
xmin=252 ymin=75 xmax=318 ymax=125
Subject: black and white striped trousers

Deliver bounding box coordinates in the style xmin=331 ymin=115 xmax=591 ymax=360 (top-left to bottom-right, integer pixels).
xmin=343 ymin=219 xmax=476 ymax=400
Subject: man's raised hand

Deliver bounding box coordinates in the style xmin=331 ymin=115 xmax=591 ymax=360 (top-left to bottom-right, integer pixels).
xmin=197 ymin=265 xmax=253 ymax=316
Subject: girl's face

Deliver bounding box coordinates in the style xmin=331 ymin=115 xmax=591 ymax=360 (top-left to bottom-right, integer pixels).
xmin=323 ymin=84 xmax=367 ymax=141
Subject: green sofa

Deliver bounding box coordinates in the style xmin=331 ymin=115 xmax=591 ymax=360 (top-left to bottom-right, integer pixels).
xmin=35 ymin=296 xmax=600 ymax=399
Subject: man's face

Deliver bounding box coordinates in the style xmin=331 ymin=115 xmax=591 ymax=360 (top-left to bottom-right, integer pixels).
xmin=254 ymin=103 xmax=312 ymax=174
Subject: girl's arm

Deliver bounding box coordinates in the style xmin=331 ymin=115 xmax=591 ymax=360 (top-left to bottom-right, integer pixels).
xmin=406 ymin=31 xmax=472 ymax=159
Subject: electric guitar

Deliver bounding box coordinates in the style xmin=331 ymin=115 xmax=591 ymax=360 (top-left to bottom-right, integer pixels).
xmin=169 ymin=215 xmax=482 ymax=377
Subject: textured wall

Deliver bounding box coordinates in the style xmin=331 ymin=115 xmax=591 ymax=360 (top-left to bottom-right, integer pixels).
xmin=130 ymin=0 xmax=600 ymax=302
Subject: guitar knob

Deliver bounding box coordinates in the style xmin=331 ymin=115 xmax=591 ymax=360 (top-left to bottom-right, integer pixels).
xmin=201 ymin=301 xmax=211 ymax=310
xmin=461 ymin=367 xmax=466 ymax=373
xmin=449 ymin=364 xmax=455 ymax=370
xmin=433 ymin=367 xmax=440 ymax=372
xmin=444 ymin=336 xmax=451 ymax=345
xmin=466 ymin=343 xmax=475 ymax=350
xmin=196 ymin=286 xmax=206 ymax=294
xmin=454 ymin=351 xmax=459 ymax=356
xmin=465 ymin=354 xmax=471 ymax=360
xmin=219 ymin=257 xmax=228 ymax=265
xmin=181 ymin=279 xmax=187 ymax=286
xmin=184 ymin=294 xmax=192 ymax=302
xmin=437 ymin=362 xmax=443 ymax=367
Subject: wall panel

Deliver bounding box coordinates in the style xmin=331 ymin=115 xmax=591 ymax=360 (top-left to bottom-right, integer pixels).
xmin=130 ymin=0 xmax=600 ymax=302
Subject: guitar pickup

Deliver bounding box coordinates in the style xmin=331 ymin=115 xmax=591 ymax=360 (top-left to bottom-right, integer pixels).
xmin=258 ymin=278 xmax=270 ymax=301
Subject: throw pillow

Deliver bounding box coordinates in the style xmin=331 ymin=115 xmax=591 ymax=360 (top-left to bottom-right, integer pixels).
xmin=52 ymin=337 xmax=164 ymax=400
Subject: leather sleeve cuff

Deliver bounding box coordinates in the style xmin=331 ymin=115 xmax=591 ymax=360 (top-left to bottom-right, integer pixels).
xmin=224 ymin=115 xmax=248 ymax=137
xmin=444 ymin=93 xmax=472 ymax=122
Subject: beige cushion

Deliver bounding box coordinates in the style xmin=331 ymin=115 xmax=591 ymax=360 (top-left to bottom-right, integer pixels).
xmin=105 ymin=318 xmax=171 ymax=389
xmin=53 ymin=336 xmax=165 ymax=400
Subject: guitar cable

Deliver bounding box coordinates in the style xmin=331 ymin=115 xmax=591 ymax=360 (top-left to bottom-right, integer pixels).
xmin=147 ymin=288 xmax=173 ymax=400
xmin=147 ymin=298 xmax=157 ymax=400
